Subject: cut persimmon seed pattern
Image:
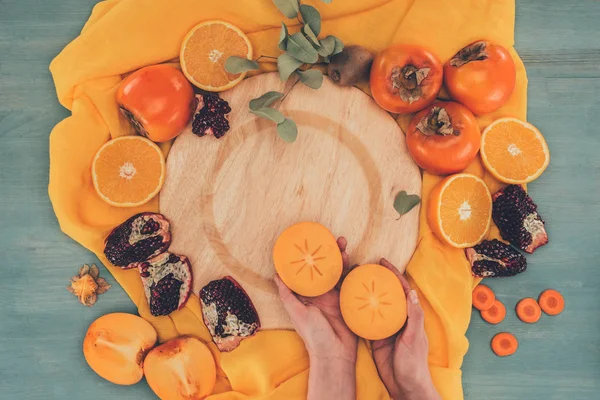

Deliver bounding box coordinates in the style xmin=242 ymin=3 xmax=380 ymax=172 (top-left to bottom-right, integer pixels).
xmin=481 ymin=118 xmax=550 ymax=184
xmin=480 ymin=299 xmax=506 ymax=325
xmin=273 ymin=222 xmax=342 ymax=297
xmin=491 ymin=332 xmax=518 ymax=357
xmin=92 ymin=136 xmax=165 ymax=208
xmin=428 ymin=173 xmax=492 ymax=248
xmin=472 ymin=284 xmax=495 ymax=311
xmin=539 ymin=289 xmax=565 ymax=315
xmin=516 ymin=297 xmax=542 ymax=323
xmin=340 ymin=264 xmax=407 ymax=340
xmin=180 ymin=21 xmax=252 ymax=92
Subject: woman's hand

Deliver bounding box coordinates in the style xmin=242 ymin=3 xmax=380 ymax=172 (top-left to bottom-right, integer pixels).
xmin=372 ymin=258 xmax=441 ymax=400
xmin=274 ymin=237 xmax=357 ymax=400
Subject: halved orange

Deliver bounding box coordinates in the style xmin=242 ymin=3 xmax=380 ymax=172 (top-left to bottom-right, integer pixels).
xmin=180 ymin=21 xmax=252 ymax=92
xmin=481 ymin=118 xmax=550 ymax=184
xmin=428 ymin=173 xmax=492 ymax=248
xmin=92 ymin=136 xmax=165 ymax=207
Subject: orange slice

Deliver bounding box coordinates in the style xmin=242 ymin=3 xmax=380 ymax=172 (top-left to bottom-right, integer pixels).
xmin=92 ymin=136 xmax=165 ymax=207
xmin=273 ymin=222 xmax=343 ymax=297
xmin=428 ymin=173 xmax=492 ymax=248
xmin=481 ymin=118 xmax=550 ymax=184
xmin=180 ymin=20 xmax=252 ymax=92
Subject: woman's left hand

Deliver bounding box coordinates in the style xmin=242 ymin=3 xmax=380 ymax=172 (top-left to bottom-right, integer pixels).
xmin=274 ymin=237 xmax=357 ymax=400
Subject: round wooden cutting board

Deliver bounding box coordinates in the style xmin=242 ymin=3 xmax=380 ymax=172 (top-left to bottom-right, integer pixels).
xmin=160 ymin=73 xmax=421 ymax=330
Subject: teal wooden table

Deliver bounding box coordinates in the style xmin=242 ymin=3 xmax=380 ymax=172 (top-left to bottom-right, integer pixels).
xmin=1 ymin=1 xmax=598 ymax=398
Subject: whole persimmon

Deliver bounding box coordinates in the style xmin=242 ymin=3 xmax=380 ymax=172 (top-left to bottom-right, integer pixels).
xmin=83 ymin=313 xmax=157 ymax=385
xmin=444 ymin=41 xmax=516 ymax=115
xmin=370 ymin=44 xmax=443 ymax=114
xmin=406 ymin=101 xmax=480 ymax=175
xmin=117 ymin=64 xmax=195 ymax=143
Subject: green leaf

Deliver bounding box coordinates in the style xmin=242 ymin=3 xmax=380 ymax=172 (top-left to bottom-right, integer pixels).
xmin=318 ymin=35 xmax=336 ymax=57
xmin=324 ymin=36 xmax=344 ymax=62
xmin=321 ymin=0 xmax=333 ymax=3
xmin=393 ymin=191 xmax=421 ymax=217
xmin=225 ymin=56 xmax=259 ymax=74
xmin=249 ymin=91 xmax=284 ymax=111
xmin=250 ymin=107 xmax=286 ymax=124
xmin=273 ymin=0 xmax=299 ymax=18
xmin=277 ymin=53 xmax=303 ymax=82
xmin=296 ymin=69 xmax=323 ymax=89
xmin=286 ymin=33 xmax=318 ymax=64
xmin=302 ymin=25 xmax=320 ymax=49
xmin=277 ymin=118 xmax=298 ymax=143
xmin=278 ymin=23 xmax=289 ymax=51
xmin=299 ymin=4 xmax=321 ymax=36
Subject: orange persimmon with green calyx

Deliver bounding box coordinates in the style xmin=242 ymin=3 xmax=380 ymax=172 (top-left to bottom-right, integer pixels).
xmin=516 ymin=297 xmax=542 ymax=323
xmin=428 ymin=173 xmax=492 ymax=248
xmin=472 ymin=284 xmax=495 ymax=311
xmin=480 ymin=299 xmax=506 ymax=325
xmin=340 ymin=264 xmax=407 ymax=340
xmin=144 ymin=336 xmax=216 ymax=400
xmin=273 ymin=222 xmax=343 ymax=297
xmin=83 ymin=313 xmax=157 ymax=385
xmin=491 ymin=332 xmax=518 ymax=357
xmin=539 ymin=289 xmax=565 ymax=316
xmin=116 ymin=64 xmax=195 ymax=143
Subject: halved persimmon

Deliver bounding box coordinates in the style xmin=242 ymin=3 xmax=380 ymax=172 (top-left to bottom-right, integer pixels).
xmin=340 ymin=264 xmax=407 ymax=340
xmin=428 ymin=173 xmax=492 ymax=248
xmin=273 ymin=222 xmax=343 ymax=297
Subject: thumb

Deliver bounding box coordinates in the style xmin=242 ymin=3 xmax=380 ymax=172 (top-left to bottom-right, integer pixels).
xmin=399 ymin=289 xmax=425 ymax=345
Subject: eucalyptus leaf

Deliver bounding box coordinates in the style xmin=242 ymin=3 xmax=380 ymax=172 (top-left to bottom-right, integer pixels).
xmin=302 ymin=25 xmax=320 ymax=49
xmin=331 ymin=36 xmax=344 ymax=56
xmin=277 ymin=118 xmax=298 ymax=143
xmin=249 ymin=91 xmax=284 ymax=111
xmin=278 ymin=23 xmax=289 ymax=51
xmin=225 ymin=56 xmax=259 ymax=74
xmin=273 ymin=0 xmax=299 ymax=18
xmin=318 ymin=35 xmax=336 ymax=57
xmin=277 ymin=53 xmax=304 ymax=82
xmin=250 ymin=107 xmax=286 ymax=124
xmin=296 ymin=69 xmax=323 ymax=89
xmin=393 ymin=191 xmax=421 ymax=217
xmin=321 ymin=0 xmax=333 ymax=3
xmin=299 ymin=4 xmax=321 ymax=36
xmin=286 ymin=32 xmax=318 ymax=63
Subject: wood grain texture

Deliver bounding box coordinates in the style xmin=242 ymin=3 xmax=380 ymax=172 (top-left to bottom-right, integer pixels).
xmin=160 ymin=73 xmax=421 ymax=330
xmin=0 ymin=0 xmax=599 ymax=399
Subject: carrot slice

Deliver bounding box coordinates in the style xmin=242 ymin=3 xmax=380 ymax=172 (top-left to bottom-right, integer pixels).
xmin=539 ymin=289 xmax=565 ymax=316
xmin=472 ymin=285 xmax=495 ymax=311
xmin=516 ymin=297 xmax=542 ymax=323
xmin=491 ymin=332 xmax=518 ymax=357
xmin=480 ymin=300 xmax=506 ymax=324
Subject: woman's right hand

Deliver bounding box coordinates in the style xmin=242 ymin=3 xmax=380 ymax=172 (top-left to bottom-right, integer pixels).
xmin=372 ymin=258 xmax=441 ymax=400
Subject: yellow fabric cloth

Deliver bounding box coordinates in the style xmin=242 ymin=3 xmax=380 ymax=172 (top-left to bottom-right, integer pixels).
xmin=49 ymin=0 xmax=527 ymax=398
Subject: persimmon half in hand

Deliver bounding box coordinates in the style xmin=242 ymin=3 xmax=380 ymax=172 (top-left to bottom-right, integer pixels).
xmin=444 ymin=41 xmax=516 ymax=115
xmin=370 ymin=45 xmax=443 ymax=114
xmin=117 ymin=64 xmax=195 ymax=143
xmin=406 ymin=101 xmax=480 ymax=175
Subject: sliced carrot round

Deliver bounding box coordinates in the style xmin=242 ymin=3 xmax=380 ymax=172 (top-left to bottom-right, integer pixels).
xmin=491 ymin=332 xmax=518 ymax=357
xmin=480 ymin=300 xmax=506 ymax=325
xmin=539 ymin=289 xmax=565 ymax=316
xmin=472 ymin=284 xmax=495 ymax=311
xmin=516 ymin=297 xmax=542 ymax=323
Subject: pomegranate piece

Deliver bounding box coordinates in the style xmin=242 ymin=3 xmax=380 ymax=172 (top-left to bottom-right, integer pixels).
xmin=199 ymin=276 xmax=260 ymax=352
xmin=191 ymin=94 xmax=231 ymax=139
xmin=492 ymin=185 xmax=548 ymax=254
xmin=465 ymin=239 xmax=527 ymax=278
xmin=131 ymin=252 xmax=193 ymax=317
xmin=104 ymin=212 xmax=171 ymax=268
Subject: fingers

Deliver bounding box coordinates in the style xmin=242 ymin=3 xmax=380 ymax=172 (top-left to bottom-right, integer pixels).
xmin=380 ymin=258 xmax=411 ymax=295
xmin=274 ymin=274 xmax=307 ymax=321
xmin=337 ymin=236 xmax=350 ymax=270
xmin=398 ymin=289 xmax=426 ymax=345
